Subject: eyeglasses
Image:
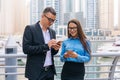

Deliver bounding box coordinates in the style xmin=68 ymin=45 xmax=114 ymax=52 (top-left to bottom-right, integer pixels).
xmin=68 ymin=27 xmax=77 ymax=31
xmin=44 ymin=15 xmax=55 ymax=23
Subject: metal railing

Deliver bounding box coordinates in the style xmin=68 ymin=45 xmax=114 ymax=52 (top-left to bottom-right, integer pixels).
xmin=0 ymin=52 xmax=120 ymax=80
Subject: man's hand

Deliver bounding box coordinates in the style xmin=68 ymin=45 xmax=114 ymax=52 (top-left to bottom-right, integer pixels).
xmin=48 ymin=39 xmax=61 ymax=50
xmin=48 ymin=39 xmax=57 ymax=48
xmin=52 ymin=44 xmax=61 ymax=50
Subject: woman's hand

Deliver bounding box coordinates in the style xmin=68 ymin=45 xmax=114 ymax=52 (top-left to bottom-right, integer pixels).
xmin=64 ymin=52 xmax=70 ymax=58
xmin=64 ymin=50 xmax=78 ymax=58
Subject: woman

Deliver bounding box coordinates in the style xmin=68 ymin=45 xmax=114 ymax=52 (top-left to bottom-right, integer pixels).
xmin=60 ymin=19 xmax=91 ymax=80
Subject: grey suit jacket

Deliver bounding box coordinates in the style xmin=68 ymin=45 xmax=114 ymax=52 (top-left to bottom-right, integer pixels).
xmin=22 ymin=21 xmax=58 ymax=80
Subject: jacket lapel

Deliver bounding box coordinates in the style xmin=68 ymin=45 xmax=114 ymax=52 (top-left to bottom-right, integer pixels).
xmin=35 ymin=21 xmax=45 ymax=44
xmin=49 ymin=28 xmax=54 ymax=39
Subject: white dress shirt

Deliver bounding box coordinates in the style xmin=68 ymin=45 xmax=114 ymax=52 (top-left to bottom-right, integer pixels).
xmin=40 ymin=24 xmax=52 ymax=67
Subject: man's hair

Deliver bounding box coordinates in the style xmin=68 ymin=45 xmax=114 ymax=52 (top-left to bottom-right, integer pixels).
xmin=43 ymin=7 xmax=56 ymax=15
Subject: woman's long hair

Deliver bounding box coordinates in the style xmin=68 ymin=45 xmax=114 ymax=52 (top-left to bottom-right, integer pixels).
xmin=67 ymin=19 xmax=91 ymax=54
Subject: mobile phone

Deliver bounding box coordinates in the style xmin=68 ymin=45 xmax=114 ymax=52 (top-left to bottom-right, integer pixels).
xmin=57 ymin=41 xmax=62 ymax=45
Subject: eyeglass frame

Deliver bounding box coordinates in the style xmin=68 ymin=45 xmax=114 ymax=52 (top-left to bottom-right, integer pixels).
xmin=68 ymin=27 xmax=77 ymax=31
xmin=44 ymin=15 xmax=56 ymax=23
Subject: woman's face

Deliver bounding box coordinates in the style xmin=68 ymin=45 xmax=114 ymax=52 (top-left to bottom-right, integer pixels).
xmin=68 ymin=22 xmax=78 ymax=38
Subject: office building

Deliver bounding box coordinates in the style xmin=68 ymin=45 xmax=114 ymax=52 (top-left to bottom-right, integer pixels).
xmin=86 ymin=0 xmax=99 ymax=29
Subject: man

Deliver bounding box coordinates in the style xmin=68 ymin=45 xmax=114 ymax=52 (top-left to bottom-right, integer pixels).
xmin=22 ymin=7 xmax=60 ymax=80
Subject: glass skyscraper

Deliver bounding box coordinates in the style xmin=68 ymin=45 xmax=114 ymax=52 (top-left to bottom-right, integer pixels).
xmin=86 ymin=0 xmax=99 ymax=29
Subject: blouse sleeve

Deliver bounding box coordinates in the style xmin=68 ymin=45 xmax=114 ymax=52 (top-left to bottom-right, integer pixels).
xmin=60 ymin=42 xmax=67 ymax=62
xmin=76 ymin=40 xmax=91 ymax=62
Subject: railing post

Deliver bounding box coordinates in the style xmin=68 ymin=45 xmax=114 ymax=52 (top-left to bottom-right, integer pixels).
xmin=108 ymin=56 xmax=119 ymax=80
xmin=5 ymin=35 xmax=17 ymax=80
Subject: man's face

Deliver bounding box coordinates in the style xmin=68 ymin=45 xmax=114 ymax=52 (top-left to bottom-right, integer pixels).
xmin=43 ymin=12 xmax=56 ymax=28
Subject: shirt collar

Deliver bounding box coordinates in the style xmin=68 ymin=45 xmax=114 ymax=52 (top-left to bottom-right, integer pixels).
xmin=69 ymin=37 xmax=79 ymax=40
xmin=39 ymin=22 xmax=49 ymax=32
